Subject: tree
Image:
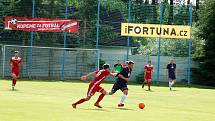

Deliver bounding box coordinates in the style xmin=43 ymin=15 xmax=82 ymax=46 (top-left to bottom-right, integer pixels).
xmin=193 ymin=0 xmax=215 ymax=86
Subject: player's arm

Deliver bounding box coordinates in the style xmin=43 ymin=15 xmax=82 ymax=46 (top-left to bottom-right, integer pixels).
xmin=109 ymin=72 xmax=118 ymax=77
xmin=80 ymin=71 xmax=97 ymax=80
xmin=166 ymin=65 xmax=169 ymax=79
xmin=86 ymin=71 xmax=97 ymax=77
xmin=18 ymin=58 xmax=23 ymax=69
xmin=118 ymin=74 xmax=129 ymax=82
xmin=151 ymin=66 xmax=154 ymax=77
xmin=144 ymin=68 xmax=149 ymax=73
xmin=20 ymin=58 xmax=23 ymax=65
xmin=152 ymin=66 xmax=154 ymax=73
xmin=9 ymin=59 xmax=13 ymax=72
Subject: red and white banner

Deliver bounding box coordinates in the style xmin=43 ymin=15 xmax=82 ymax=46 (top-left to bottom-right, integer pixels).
xmin=4 ymin=16 xmax=79 ymax=33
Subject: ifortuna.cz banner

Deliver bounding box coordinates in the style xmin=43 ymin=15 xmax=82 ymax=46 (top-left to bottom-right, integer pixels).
xmin=121 ymin=23 xmax=191 ymax=39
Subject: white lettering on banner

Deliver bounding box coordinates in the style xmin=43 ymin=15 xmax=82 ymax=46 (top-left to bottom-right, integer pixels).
xmin=42 ymin=24 xmax=60 ymax=28
xmin=4 ymin=16 xmax=79 ymax=33
xmin=17 ymin=24 xmax=36 ymax=28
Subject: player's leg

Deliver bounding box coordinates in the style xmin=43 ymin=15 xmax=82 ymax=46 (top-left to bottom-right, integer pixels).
xmin=118 ymin=83 xmax=128 ymax=107
xmin=72 ymin=96 xmax=91 ymax=108
xmin=169 ymin=78 xmax=173 ymax=91
xmin=172 ymin=79 xmax=176 ymax=85
xmin=94 ymin=87 xmax=106 ymax=108
xmin=142 ymin=78 xmax=147 ymax=88
xmin=148 ymin=79 xmax=151 ymax=91
xmin=171 ymin=79 xmax=176 ymax=90
xmin=72 ymin=83 xmax=95 ymax=108
xmin=11 ymin=73 xmax=17 ymax=90
xmin=107 ymin=82 xmax=119 ymax=95
xmin=118 ymin=89 xmax=128 ymax=107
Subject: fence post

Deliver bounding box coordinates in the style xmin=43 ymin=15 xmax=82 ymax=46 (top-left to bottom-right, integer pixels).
xmin=156 ymin=2 xmax=163 ymax=84
xmin=29 ymin=0 xmax=35 ymax=79
xmin=126 ymin=0 xmax=131 ymax=61
xmin=188 ymin=3 xmax=193 ymax=86
xmin=61 ymin=0 xmax=69 ymax=80
xmin=2 ymin=45 xmax=6 ymax=78
xmin=96 ymin=0 xmax=101 ymax=70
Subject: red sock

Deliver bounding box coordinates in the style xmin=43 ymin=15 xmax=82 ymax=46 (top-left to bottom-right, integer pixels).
xmin=74 ymin=98 xmax=86 ymax=105
xmin=148 ymin=82 xmax=151 ymax=90
xmin=95 ymin=93 xmax=105 ymax=104
xmin=12 ymin=79 xmax=16 ymax=86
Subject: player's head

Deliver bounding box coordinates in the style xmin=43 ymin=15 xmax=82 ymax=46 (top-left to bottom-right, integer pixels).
xmin=125 ymin=60 xmax=129 ymax=65
xmin=103 ymin=64 xmax=110 ymax=70
xmin=117 ymin=59 xmax=120 ymax=64
xmin=14 ymin=51 xmax=19 ymax=57
xmin=170 ymin=58 xmax=174 ymax=63
xmin=127 ymin=60 xmax=134 ymax=69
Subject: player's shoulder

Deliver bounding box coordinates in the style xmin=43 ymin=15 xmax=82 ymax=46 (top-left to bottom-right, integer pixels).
xmin=18 ymin=57 xmax=22 ymax=61
xmin=100 ymin=69 xmax=110 ymax=73
xmin=122 ymin=66 xmax=129 ymax=72
xmin=11 ymin=57 xmax=15 ymax=60
xmin=11 ymin=57 xmax=22 ymax=60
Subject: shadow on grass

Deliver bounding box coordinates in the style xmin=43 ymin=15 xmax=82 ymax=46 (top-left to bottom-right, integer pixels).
xmin=106 ymin=106 xmax=135 ymax=111
xmin=77 ymin=108 xmax=111 ymax=112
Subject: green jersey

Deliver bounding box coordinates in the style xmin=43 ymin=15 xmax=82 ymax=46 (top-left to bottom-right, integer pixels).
xmin=114 ymin=64 xmax=122 ymax=73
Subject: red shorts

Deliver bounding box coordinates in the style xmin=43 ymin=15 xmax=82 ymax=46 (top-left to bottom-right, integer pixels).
xmin=87 ymin=83 xmax=104 ymax=97
xmin=12 ymin=69 xmax=19 ymax=77
xmin=145 ymin=74 xmax=152 ymax=80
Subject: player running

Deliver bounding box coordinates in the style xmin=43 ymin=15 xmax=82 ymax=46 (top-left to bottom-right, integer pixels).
xmin=72 ymin=64 xmax=117 ymax=109
xmin=107 ymin=60 xmax=134 ymax=107
xmin=10 ymin=51 xmax=23 ymax=91
xmin=142 ymin=60 xmax=154 ymax=91
xmin=166 ymin=58 xmax=177 ymax=91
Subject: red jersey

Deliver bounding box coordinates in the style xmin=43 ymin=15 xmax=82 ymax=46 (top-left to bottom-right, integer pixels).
xmin=10 ymin=56 xmax=22 ymax=71
xmin=144 ymin=65 xmax=153 ymax=80
xmin=91 ymin=69 xmax=110 ymax=85
xmin=144 ymin=65 xmax=153 ymax=75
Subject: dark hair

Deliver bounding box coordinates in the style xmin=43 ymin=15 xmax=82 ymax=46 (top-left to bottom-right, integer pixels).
xmin=14 ymin=51 xmax=19 ymax=53
xmin=103 ymin=64 xmax=110 ymax=69
xmin=127 ymin=60 xmax=134 ymax=65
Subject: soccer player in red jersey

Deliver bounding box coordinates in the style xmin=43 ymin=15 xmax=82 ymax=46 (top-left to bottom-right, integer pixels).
xmin=72 ymin=64 xmax=117 ymax=109
xmin=10 ymin=51 xmax=23 ymax=91
xmin=142 ymin=60 xmax=154 ymax=91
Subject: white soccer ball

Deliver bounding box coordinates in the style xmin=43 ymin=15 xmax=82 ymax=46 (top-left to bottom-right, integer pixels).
xmin=10 ymin=18 xmax=17 ymax=24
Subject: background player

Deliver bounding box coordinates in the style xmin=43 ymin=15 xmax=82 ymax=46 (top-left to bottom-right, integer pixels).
xmin=142 ymin=60 xmax=154 ymax=91
xmin=166 ymin=58 xmax=177 ymax=91
xmin=112 ymin=60 xmax=122 ymax=73
xmin=10 ymin=51 xmax=22 ymax=91
xmin=107 ymin=60 xmax=134 ymax=107
xmin=72 ymin=64 xmax=117 ymax=109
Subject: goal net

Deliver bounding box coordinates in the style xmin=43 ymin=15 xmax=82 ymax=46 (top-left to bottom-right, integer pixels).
xmin=2 ymin=45 xmax=99 ymax=80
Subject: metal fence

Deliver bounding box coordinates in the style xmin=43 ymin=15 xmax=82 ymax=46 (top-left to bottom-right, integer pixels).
xmin=0 ymin=1 xmax=195 ymax=84
xmin=2 ymin=45 xmax=98 ymax=80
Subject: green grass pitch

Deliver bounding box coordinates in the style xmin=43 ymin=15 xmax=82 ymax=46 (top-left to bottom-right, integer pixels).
xmin=0 ymin=80 xmax=215 ymax=121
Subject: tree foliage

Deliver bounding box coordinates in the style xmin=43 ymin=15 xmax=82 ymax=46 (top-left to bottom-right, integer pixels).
xmin=192 ymin=0 xmax=215 ymax=86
